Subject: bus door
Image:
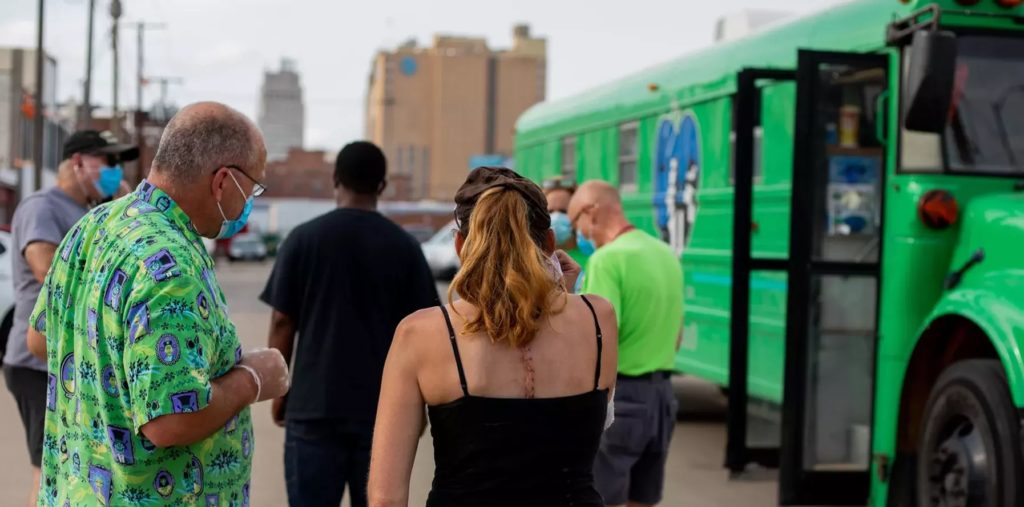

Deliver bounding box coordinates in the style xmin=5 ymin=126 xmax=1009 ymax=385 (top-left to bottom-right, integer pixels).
xmin=779 ymin=50 xmax=889 ymax=505
xmin=727 ymin=67 xmax=795 ymax=476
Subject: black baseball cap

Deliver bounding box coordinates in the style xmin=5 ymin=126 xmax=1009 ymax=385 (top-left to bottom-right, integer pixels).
xmin=62 ymin=130 xmax=139 ymax=162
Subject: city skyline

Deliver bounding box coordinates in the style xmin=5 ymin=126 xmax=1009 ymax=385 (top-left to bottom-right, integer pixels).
xmin=0 ymin=0 xmax=844 ymax=151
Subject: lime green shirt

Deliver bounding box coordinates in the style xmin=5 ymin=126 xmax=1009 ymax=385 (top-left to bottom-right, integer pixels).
xmin=31 ymin=181 xmax=252 ymax=506
xmin=566 ymin=246 xmax=589 ymax=269
xmin=581 ymin=229 xmax=683 ymax=375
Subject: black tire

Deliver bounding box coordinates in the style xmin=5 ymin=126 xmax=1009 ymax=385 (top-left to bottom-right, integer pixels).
xmin=916 ymin=359 xmax=1023 ymax=507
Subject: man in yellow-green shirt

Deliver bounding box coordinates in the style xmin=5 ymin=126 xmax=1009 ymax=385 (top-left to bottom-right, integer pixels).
xmin=569 ymin=180 xmax=683 ymax=507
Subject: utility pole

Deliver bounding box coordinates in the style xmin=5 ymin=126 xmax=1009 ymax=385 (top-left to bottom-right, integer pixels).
xmin=136 ymin=76 xmax=180 ymax=184
xmin=81 ymin=0 xmax=96 ymax=128
xmin=121 ymin=21 xmax=165 ymax=187
xmin=123 ymin=21 xmax=165 ymax=146
xmin=123 ymin=21 xmax=165 ymax=115
xmin=33 ymin=0 xmax=45 ymax=191
xmin=148 ymin=76 xmax=183 ymax=115
xmin=110 ymin=0 xmax=122 ymax=138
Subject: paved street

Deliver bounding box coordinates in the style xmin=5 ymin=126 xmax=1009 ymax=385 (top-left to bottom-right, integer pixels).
xmin=0 ymin=261 xmax=778 ymax=507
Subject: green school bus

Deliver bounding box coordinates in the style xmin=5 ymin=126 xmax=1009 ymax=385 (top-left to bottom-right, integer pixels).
xmin=514 ymin=0 xmax=1024 ymax=505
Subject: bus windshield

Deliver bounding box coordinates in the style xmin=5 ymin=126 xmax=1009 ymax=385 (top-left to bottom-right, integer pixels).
xmin=944 ymin=35 xmax=1024 ymax=174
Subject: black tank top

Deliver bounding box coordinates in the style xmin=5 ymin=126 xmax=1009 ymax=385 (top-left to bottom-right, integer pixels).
xmin=426 ymin=296 xmax=608 ymax=507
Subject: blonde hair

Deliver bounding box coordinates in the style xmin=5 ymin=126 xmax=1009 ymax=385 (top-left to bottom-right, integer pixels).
xmin=449 ymin=187 xmax=564 ymax=348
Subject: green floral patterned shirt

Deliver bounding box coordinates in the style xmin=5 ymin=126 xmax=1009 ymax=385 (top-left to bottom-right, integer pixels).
xmin=31 ymin=181 xmax=252 ymax=506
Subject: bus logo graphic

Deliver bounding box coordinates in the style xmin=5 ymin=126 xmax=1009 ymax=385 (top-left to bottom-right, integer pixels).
xmin=653 ymin=110 xmax=701 ymax=258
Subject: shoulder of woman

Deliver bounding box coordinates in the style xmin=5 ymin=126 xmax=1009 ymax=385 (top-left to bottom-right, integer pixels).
xmin=578 ymin=293 xmax=614 ymax=315
xmin=395 ymin=306 xmax=448 ymax=344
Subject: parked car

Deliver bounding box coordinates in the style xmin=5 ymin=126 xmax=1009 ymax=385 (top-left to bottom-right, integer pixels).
xmin=0 ymin=232 xmax=20 ymax=365
xmin=421 ymin=221 xmax=460 ymax=280
xmin=404 ymin=225 xmax=436 ymax=244
xmin=228 ymin=233 xmax=268 ymax=262
xmin=262 ymin=232 xmax=285 ymax=256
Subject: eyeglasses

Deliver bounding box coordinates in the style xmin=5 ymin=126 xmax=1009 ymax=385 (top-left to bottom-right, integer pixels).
xmin=542 ymin=177 xmax=576 ymax=192
xmin=570 ymin=203 xmax=595 ymax=229
xmin=222 ymin=165 xmax=267 ymax=197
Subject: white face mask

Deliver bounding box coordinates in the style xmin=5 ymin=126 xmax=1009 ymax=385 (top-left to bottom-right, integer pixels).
xmin=547 ymin=252 xmax=563 ymax=283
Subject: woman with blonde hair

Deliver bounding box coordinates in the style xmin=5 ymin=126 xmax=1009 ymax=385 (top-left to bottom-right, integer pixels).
xmin=368 ymin=167 xmax=618 ymax=506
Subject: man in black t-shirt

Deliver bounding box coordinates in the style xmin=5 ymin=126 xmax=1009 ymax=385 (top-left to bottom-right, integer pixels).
xmin=260 ymin=141 xmax=438 ymax=507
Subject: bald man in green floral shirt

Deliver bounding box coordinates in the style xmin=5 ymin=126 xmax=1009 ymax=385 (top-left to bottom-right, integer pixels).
xmin=28 ymin=102 xmax=289 ymax=506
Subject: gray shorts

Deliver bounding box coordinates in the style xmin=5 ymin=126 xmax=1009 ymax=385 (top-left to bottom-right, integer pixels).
xmin=3 ymin=366 xmax=47 ymax=468
xmin=594 ymin=374 xmax=678 ymax=505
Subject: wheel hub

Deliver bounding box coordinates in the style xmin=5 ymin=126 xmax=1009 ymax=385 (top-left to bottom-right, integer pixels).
xmin=928 ymin=421 xmax=989 ymax=507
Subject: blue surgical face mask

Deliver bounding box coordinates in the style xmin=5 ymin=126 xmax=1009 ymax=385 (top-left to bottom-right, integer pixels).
xmin=216 ymin=172 xmax=255 ymax=239
xmin=576 ymin=229 xmax=596 ymax=256
xmin=550 ymin=212 xmax=573 ymax=246
xmin=95 ymin=165 xmax=123 ymax=198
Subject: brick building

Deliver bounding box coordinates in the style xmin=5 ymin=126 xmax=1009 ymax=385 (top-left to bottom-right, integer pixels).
xmin=365 ymin=24 xmax=546 ymax=201
xmin=263 ymin=147 xmax=422 ymax=202
xmin=262 ymin=148 xmax=334 ymax=200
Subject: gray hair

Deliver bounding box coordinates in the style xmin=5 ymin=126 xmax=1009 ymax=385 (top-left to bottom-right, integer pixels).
xmin=152 ymin=102 xmax=266 ymax=184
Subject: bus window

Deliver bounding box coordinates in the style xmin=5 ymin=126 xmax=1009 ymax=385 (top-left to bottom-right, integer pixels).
xmin=619 ymin=122 xmax=639 ymax=191
xmin=561 ymin=136 xmax=577 ymax=179
xmin=730 ymin=95 xmax=763 ymax=184
xmin=810 ymin=65 xmax=885 ymax=264
xmin=804 ymin=274 xmax=877 ymax=471
xmin=902 ymin=35 xmax=1024 ymax=175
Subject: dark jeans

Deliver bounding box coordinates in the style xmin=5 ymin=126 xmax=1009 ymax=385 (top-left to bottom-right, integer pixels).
xmin=285 ymin=419 xmax=373 ymax=507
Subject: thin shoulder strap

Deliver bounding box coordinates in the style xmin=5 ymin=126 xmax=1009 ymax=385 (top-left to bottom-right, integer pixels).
xmin=579 ymin=295 xmax=603 ymax=391
xmin=439 ymin=305 xmax=469 ymax=396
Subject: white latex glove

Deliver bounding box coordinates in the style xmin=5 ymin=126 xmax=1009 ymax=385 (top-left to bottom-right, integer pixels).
xmin=555 ymin=250 xmax=582 ymax=293
xmin=238 ymin=348 xmax=290 ymax=403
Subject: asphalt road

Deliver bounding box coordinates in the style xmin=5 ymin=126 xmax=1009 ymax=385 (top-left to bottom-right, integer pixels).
xmin=0 ymin=261 xmax=780 ymax=507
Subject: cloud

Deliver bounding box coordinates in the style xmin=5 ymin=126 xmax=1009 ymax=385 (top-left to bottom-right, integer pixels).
xmin=193 ymin=41 xmax=257 ymax=68
xmin=0 ymin=19 xmax=36 ymax=47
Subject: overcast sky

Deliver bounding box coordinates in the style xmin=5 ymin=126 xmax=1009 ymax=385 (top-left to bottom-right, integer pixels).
xmin=1 ymin=0 xmax=845 ymax=150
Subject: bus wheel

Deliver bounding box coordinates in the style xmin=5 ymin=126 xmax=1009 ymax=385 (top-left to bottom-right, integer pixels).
xmin=916 ymin=359 xmax=1023 ymax=507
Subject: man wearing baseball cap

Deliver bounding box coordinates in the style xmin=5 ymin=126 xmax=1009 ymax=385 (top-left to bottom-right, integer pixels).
xmin=2 ymin=129 xmax=136 ymax=505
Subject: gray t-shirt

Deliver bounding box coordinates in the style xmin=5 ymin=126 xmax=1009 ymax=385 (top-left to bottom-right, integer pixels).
xmin=4 ymin=187 xmax=87 ymax=370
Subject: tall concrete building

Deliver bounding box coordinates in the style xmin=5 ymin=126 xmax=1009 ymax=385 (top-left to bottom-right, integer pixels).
xmin=365 ymin=24 xmax=546 ymax=201
xmin=258 ymin=58 xmax=305 ymax=161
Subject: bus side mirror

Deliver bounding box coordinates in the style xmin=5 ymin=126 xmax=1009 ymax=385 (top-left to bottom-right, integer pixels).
xmin=904 ymin=30 xmax=957 ymax=133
